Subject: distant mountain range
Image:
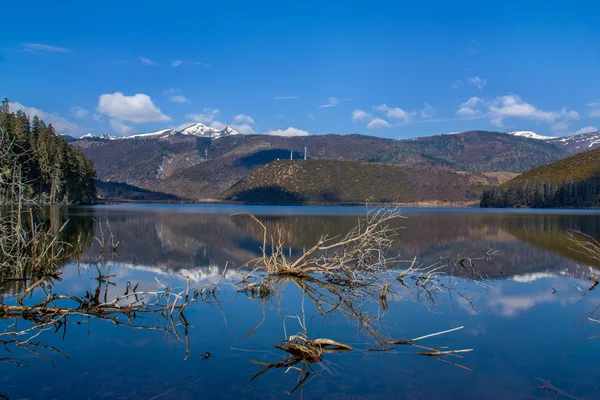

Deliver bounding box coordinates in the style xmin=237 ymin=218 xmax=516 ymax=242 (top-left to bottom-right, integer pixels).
xmin=70 ymin=127 xmax=600 ymax=201
xmin=74 ymin=123 xmax=242 ymax=141
xmin=506 ymin=130 xmax=600 ymax=153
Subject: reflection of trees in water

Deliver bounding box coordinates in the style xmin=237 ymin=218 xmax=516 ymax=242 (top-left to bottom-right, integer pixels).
xmin=499 ymin=213 xmax=600 ymax=268
xmin=0 ymin=207 xmax=94 ymax=295
xmin=75 ymin=211 xmax=262 ymax=270
xmin=60 ymin=208 xmax=600 ymax=279
xmin=234 ymin=213 xmax=599 ymax=278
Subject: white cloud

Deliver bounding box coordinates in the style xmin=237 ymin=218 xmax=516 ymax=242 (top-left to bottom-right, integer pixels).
xmin=110 ymin=119 xmax=133 ymax=135
xmin=71 ymin=106 xmax=89 ymax=119
xmin=451 ymin=80 xmax=463 ymax=89
xmin=97 ymin=92 xmax=171 ymax=123
xmin=560 ymin=108 xmax=580 ymax=119
xmin=233 ymin=114 xmax=255 ymax=124
xmin=210 ymin=121 xmax=227 ymax=130
xmin=184 ymin=108 xmax=220 ymax=124
xmin=488 ymin=95 xmax=578 ymax=127
xmin=11 ymin=102 xmax=79 ymax=135
xmin=317 ymin=97 xmax=339 ymax=108
xmin=231 ymin=124 xmax=256 ymax=135
xmin=468 ymin=76 xmax=487 ymax=89
xmin=457 ymin=94 xmax=579 ymax=128
xmin=457 ymin=97 xmax=483 ymax=116
xmin=421 ymin=103 xmax=435 ymax=119
xmin=266 ymin=127 xmax=310 ymax=137
xmin=307 ymin=113 xmax=315 ymax=119
xmin=352 ymin=109 xmax=370 ymax=122
xmin=169 ymin=95 xmax=189 ymax=104
xmin=573 ymin=126 xmax=598 ymax=135
xmin=373 ymin=104 xmax=412 ymax=122
xmin=93 ymin=113 xmax=103 ymax=122
xmin=163 ymin=88 xmax=179 ymax=95
xmin=587 ymin=102 xmax=600 ymax=117
xmin=367 ymin=118 xmax=391 ymax=130
xmin=273 ymin=96 xmax=300 ymax=100
xmin=139 ymin=57 xmax=157 ymax=66
xmin=551 ymin=120 xmax=570 ymax=133
xmin=172 ymin=60 xmax=210 ymax=67
xmin=22 ymin=43 xmax=71 ymax=53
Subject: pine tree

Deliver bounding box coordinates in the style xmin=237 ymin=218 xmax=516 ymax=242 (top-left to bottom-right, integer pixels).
xmin=0 ymin=102 xmax=97 ymax=204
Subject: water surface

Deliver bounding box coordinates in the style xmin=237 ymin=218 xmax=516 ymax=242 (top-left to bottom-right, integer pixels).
xmin=2 ymin=205 xmax=600 ymax=399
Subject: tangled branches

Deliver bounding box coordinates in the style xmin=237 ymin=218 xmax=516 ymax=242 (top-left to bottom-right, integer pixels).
xmin=236 ymin=206 xmax=403 ymax=278
xmin=0 ymin=265 xmax=196 ymax=366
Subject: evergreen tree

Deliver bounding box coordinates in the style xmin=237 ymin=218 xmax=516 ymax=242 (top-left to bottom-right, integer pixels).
xmin=0 ymin=99 xmax=97 ymax=204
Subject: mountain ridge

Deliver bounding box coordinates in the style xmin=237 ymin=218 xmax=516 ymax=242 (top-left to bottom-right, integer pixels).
xmin=72 ymin=129 xmax=599 ymax=201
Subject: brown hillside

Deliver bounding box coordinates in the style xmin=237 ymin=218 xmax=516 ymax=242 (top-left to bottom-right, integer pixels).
xmin=220 ymin=159 xmax=502 ymax=204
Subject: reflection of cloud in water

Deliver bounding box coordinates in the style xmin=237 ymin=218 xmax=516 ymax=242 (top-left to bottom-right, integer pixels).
xmin=511 ymin=272 xmax=564 ymax=283
xmin=510 ymin=267 xmax=600 ymax=283
xmin=117 ymin=262 xmax=239 ymax=282
xmin=462 ymin=278 xmax=576 ymax=317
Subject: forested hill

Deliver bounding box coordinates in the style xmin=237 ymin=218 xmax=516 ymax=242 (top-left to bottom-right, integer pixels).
xmin=220 ymin=159 xmax=507 ymax=204
xmin=481 ymin=146 xmax=600 ymax=208
xmin=0 ymin=99 xmax=96 ymax=204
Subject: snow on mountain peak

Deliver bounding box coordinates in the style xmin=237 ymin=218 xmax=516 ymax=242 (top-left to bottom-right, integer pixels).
xmin=179 ymin=123 xmax=217 ymax=137
xmin=506 ymin=131 xmax=553 ymax=140
xmin=221 ymin=126 xmax=240 ymax=136
xmin=79 ymin=133 xmax=96 ymax=139
xmin=124 ymin=128 xmax=176 ymax=139
xmin=179 ymin=123 xmax=240 ymax=138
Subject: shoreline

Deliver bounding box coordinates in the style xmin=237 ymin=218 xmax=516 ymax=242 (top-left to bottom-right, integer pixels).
xmin=95 ymin=198 xmax=482 ymax=208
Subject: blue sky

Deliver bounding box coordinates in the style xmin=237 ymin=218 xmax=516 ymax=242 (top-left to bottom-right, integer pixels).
xmin=1 ymin=0 xmax=599 ymax=138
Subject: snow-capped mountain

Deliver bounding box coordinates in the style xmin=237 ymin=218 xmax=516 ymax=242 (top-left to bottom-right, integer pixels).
xmin=546 ymin=130 xmax=600 ymax=153
xmin=179 ymin=123 xmax=240 ymax=138
xmin=77 ymin=123 xmax=241 ymax=141
xmin=504 ymin=129 xmax=600 ymax=154
xmin=77 ymin=133 xmax=118 ymax=140
xmin=99 ymin=134 xmax=119 ymax=140
xmin=506 ymin=131 xmax=553 ymax=140
xmin=123 ymin=128 xmax=177 ymax=139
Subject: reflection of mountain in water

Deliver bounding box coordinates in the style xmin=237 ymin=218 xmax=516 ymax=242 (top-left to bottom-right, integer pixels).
xmin=61 ymin=207 xmax=600 ymax=281
xmin=70 ymin=210 xmax=262 ymax=269
xmin=499 ymin=213 xmax=600 ymax=268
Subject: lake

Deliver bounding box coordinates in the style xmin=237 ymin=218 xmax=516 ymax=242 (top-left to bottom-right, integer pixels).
xmin=2 ymin=204 xmax=600 ymax=399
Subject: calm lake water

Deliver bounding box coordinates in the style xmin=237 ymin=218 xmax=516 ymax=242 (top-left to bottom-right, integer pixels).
xmin=2 ymin=204 xmax=600 ymax=399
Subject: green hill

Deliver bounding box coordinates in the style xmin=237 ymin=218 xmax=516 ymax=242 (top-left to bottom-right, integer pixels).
xmin=481 ymin=147 xmax=600 ymax=208
xmin=220 ymin=159 xmax=507 ymax=205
